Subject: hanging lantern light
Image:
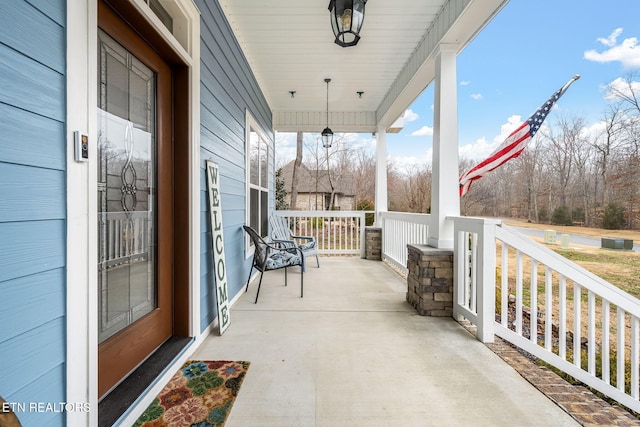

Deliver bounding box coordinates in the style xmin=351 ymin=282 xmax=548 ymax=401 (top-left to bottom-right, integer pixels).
xmin=321 ymin=78 xmax=333 ymax=148
xmin=328 ymin=0 xmax=367 ymax=47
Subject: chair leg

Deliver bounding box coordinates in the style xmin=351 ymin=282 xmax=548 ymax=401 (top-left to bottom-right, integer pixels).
xmin=300 ymin=266 xmax=304 ymax=298
xmin=315 ymin=253 xmax=320 ymax=268
xmin=245 ymin=264 xmax=254 ymax=293
xmin=284 ymin=267 xmax=287 ymax=286
xmin=254 ymin=271 xmax=264 ymax=304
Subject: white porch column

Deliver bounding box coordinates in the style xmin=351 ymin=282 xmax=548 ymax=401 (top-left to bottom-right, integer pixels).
xmin=374 ymin=127 xmax=388 ymax=226
xmin=429 ymin=44 xmax=460 ymax=248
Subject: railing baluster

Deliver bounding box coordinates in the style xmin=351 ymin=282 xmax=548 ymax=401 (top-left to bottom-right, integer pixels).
xmin=602 ymin=300 xmax=611 ymax=384
xmin=516 ymin=250 xmax=523 ymax=335
xmin=588 ymin=290 xmax=596 ymax=375
xmin=632 ymin=316 xmax=639 ymax=399
xmin=545 ymin=267 xmax=553 ymax=351
xmin=501 ymin=243 xmax=508 ymax=327
xmin=471 ymin=233 xmax=478 ymax=312
xmin=462 ymin=232 xmax=470 ymax=310
xmin=617 ymin=307 xmax=626 ymax=392
xmin=572 ymin=282 xmax=580 ymax=366
xmin=559 ymin=275 xmax=567 ymax=360
xmin=531 ymin=260 xmax=538 ymax=345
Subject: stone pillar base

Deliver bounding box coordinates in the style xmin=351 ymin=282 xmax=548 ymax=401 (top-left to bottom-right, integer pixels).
xmin=365 ymin=227 xmax=382 ymax=260
xmin=406 ymin=244 xmax=453 ymax=317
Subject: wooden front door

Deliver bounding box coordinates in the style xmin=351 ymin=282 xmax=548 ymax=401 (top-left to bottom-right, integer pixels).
xmin=97 ymin=1 xmax=173 ymax=398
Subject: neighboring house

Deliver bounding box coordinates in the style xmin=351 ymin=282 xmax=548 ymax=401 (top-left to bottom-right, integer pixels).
xmin=0 ymin=1 xmax=504 ymax=426
xmin=280 ymin=160 xmax=355 ymax=211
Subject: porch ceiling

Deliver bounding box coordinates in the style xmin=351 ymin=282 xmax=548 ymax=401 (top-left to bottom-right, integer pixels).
xmin=218 ymin=0 xmax=508 ymax=133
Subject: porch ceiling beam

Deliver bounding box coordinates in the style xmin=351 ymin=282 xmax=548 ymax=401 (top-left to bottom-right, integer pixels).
xmin=376 ymin=0 xmax=508 ymax=130
xmin=273 ymin=110 xmax=378 ymax=133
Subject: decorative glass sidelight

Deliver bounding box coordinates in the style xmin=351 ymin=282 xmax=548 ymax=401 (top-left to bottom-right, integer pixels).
xmin=97 ymin=30 xmax=157 ymax=343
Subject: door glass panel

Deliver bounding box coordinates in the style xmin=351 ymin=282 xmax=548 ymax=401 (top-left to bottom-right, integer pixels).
xmin=98 ymin=30 xmax=157 ymax=344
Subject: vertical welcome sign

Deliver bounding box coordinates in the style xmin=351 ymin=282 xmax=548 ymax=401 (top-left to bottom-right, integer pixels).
xmin=206 ymin=161 xmax=230 ymax=335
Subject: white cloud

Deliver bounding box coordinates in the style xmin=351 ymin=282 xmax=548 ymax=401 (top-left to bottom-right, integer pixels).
xmin=274 ymin=132 xmax=298 ymax=166
xmin=460 ymin=80 xmax=471 ymax=86
xmin=388 ymin=150 xmax=433 ymax=173
xmin=403 ymin=108 xmax=419 ymax=123
xmin=584 ymin=28 xmax=640 ymax=69
xmin=458 ymin=115 xmax=526 ymax=161
xmin=494 ymin=115 xmax=523 ymax=143
xmin=597 ymin=28 xmax=624 ymax=48
xmin=411 ymin=126 xmax=434 ymax=137
xmin=603 ymin=76 xmax=640 ymax=100
xmin=471 ymin=93 xmax=483 ymax=100
xmin=582 ymin=120 xmax=607 ymax=141
xmin=458 ymin=137 xmax=497 ymax=161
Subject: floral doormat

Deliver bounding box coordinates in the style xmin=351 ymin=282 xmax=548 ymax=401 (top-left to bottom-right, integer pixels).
xmin=134 ymin=360 xmax=250 ymax=427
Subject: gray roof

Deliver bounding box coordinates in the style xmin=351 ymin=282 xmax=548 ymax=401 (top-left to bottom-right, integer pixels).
xmin=280 ymin=161 xmax=355 ymax=196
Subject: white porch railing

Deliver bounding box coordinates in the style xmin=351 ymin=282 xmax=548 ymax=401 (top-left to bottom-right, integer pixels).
xmin=451 ymin=216 xmax=640 ymax=413
xmin=379 ymin=211 xmax=430 ymax=273
xmin=273 ymin=210 xmax=370 ymax=256
xmin=99 ymin=211 xmax=151 ymax=267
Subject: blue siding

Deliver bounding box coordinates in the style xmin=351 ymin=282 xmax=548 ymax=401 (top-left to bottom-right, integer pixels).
xmin=4 ymin=344 xmax=66 ymax=426
xmin=0 ymin=164 xmax=65 ymax=222
xmin=0 ymin=0 xmax=65 ymax=73
xmin=0 ymin=42 xmax=65 ymax=122
xmin=0 ymin=104 xmax=65 ymax=170
xmin=196 ymin=0 xmax=274 ymax=331
xmin=0 ymin=0 xmax=66 ymax=421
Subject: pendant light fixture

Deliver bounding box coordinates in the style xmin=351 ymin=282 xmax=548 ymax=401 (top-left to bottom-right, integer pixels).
xmin=328 ymin=0 xmax=367 ymax=47
xmin=321 ymin=78 xmax=333 ymax=149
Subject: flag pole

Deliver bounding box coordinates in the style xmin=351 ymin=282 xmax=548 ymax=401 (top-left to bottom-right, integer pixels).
xmin=559 ymin=74 xmax=581 ymax=97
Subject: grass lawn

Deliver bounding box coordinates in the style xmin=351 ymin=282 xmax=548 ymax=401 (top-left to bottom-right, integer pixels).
xmin=504 ymin=220 xmax=640 ymax=296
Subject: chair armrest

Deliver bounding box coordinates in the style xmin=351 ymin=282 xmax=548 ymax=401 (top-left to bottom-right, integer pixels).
xmin=271 ymin=238 xmax=296 ymax=248
xmin=290 ymin=234 xmax=315 ymax=242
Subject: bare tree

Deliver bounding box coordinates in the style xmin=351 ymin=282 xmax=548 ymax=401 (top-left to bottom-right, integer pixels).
xmin=541 ymin=116 xmax=585 ymax=208
xmin=515 ymin=138 xmax=543 ymax=222
xmin=401 ymin=164 xmax=432 ymax=213
xmin=289 ymin=131 xmax=304 ymax=209
xmin=352 ymin=147 xmax=376 ymax=206
xmin=593 ymin=105 xmax=624 ymax=208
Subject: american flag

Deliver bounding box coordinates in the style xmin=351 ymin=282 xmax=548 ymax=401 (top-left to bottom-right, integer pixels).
xmin=459 ymin=75 xmax=580 ymax=197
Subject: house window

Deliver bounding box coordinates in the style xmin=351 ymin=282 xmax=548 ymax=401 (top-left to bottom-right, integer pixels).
xmin=246 ymin=112 xmax=269 ymax=252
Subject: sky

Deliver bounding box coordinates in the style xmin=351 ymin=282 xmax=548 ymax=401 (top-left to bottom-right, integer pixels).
xmin=275 ymin=0 xmax=640 ymax=172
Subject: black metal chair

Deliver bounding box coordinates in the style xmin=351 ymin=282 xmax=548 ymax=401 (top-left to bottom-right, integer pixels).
xmin=243 ymin=225 xmax=304 ymax=303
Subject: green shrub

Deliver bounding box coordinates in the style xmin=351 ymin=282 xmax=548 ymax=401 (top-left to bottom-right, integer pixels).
xmin=551 ymin=205 xmax=573 ymax=226
xmin=571 ymin=207 xmax=585 ymax=223
xmin=275 ymin=168 xmax=289 ymax=210
xmin=538 ymin=207 xmax=549 ymax=222
xmin=309 ymin=217 xmax=323 ymax=228
xmin=357 ymin=199 xmax=375 ymax=226
xmin=602 ymin=203 xmax=625 ymax=230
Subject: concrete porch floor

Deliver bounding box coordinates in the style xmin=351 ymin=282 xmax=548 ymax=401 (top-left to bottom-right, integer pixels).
xmin=192 ymin=257 xmax=579 ymax=426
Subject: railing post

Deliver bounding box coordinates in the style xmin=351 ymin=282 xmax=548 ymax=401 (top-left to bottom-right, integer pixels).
xmin=379 ymin=212 xmax=386 ymax=261
xmin=476 ymin=220 xmax=495 ymax=343
xmin=452 ymin=227 xmax=465 ymax=323
xmin=359 ymin=212 xmax=366 ymax=258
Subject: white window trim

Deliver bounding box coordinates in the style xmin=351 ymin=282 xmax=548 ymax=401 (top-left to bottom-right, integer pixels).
xmin=245 ymin=109 xmax=270 ymax=258
xmin=66 ymin=1 xmax=200 ymax=426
